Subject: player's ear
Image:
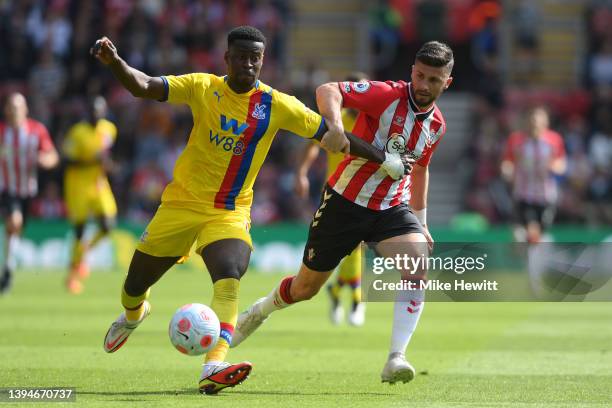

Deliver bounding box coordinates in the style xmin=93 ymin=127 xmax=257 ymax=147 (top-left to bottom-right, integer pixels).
xmin=444 ymin=76 xmax=453 ymax=90
xmin=223 ymin=50 xmax=230 ymax=66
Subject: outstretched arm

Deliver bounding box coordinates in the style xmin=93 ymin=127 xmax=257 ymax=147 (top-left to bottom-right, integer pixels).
xmin=311 ymin=122 xmax=413 ymax=179
xmin=91 ymin=37 xmax=165 ymax=100
xmin=315 ymin=82 xmax=349 ymax=154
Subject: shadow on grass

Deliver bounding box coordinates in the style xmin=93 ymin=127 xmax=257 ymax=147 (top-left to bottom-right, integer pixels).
xmin=79 ymin=389 xmax=400 ymax=397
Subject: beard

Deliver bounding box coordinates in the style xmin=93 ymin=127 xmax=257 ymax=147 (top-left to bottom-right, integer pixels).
xmin=414 ymin=93 xmax=435 ymax=108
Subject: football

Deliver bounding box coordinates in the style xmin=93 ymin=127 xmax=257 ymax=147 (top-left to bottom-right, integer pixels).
xmin=168 ymin=303 xmax=220 ymax=356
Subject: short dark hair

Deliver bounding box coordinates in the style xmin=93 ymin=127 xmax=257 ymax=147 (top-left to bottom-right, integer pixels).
xmin=415 ymin=41 xmax=454 ymax=73
xmin=227 ymin=26 xmax=266 ymax=47
xmin=345 ymin=71 xmax=369 ymax=82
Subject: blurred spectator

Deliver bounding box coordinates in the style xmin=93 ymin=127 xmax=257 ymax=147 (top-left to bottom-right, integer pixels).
xmin=30 ymin=182 xmax=66 ymax=219
xmin=128 ymin=158 xmax=168 ymax=222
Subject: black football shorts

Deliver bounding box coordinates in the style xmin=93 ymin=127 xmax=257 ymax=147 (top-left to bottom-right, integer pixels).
xmin=302 ymin=185 xmax=424 ymax=272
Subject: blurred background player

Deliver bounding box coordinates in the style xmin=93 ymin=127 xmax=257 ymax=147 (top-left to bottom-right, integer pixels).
xmin=62 ymin=95 xmax=118 ymax=294
xmin=501 ymin=106 xmax=567 ymax=244
xmin=0 ymin=92 xmax=59 ymax=294
xmin=294 ymin=72 xmax=369 ymax=326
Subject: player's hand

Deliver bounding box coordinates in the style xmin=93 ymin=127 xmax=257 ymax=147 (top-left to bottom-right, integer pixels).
xmin=422 ymin=224 xmax=434 ymax=252
xmin=401 ymin=154 xmax=416 ymax=176
xmin=320 ymin=124 xmax=349 ymax=154
xmin=294 ymin=174 xmax=310 ymax=199
xmin=381 ymin=152 xmax=405 ymax=180
xmin=90 ymin=36 xmax=119 ymax=65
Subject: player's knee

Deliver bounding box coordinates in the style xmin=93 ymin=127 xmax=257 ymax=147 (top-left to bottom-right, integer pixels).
xmin=123 ymin=277 xmax=148 ymax=297
xmin=6 ymin=214 xmax=23 ymax=234
xmin=74 ymin=224 xmax=85 ymax=240
xmin=209 ymin=262 xmax=245 ymax=281
xmin=99 ymin=217 xmax=115 ymax=234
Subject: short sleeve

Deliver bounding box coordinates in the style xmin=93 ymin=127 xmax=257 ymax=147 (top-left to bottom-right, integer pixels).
xmin=161 ymin=73 xmax=211 ymax=106
xmin=34 ymin=122 xmax=54 ymax=152
xmin=417 ymin=123 xmax=446 ymax=167
xmin=502 ymin=132 xmax=520 ymax=163
xmin=275 ymin=91 xmax=326 ymax=139
xmin=550 ymin=131 xmax=566 ymax=159
xmin=339 ymin=80 xmax=404 ymax=117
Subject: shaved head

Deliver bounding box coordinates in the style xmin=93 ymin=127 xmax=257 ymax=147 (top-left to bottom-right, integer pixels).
xmin=4 ymin=92 xmax=28 ymax=126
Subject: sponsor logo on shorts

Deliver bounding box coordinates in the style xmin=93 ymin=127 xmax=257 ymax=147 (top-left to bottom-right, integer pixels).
xmin=308 ymin=248 xmax=315 ymax=261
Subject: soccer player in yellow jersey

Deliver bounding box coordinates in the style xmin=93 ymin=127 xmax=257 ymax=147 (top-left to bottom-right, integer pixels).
xmin=294 ymin=72 xmax=368 ymax=326
xmin=63 ymin=96 xmax=117 ymax=294
xmin=92 ymin=26 xmax=407 ymax=394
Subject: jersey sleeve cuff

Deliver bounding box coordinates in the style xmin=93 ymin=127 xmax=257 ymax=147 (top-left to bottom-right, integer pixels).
xmin=158 ymin=76 xmax=169 ymax=102
xmin=311 ymin=117 xmax=327 ymax=140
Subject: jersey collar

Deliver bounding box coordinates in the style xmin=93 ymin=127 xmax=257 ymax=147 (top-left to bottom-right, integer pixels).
xmin=223 ymin=76 xmax=260 ymax=96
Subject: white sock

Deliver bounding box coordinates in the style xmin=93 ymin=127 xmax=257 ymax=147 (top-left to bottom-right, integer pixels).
xmin=389 ymin=287 xmax=425 ymax=356
xmin=201 ymin=360 xmax=226 ymax=378
xmin=259 ymin=276 xmax=295 ymax=317
xmin=5 ymin=234 xmax=19 ymax=271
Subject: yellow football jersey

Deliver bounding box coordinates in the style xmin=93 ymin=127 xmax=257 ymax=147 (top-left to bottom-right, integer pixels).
xmin=325 ymin=109 xmax=358 ymax=178
xmin=160 ymin=73 xmax=325 ymax=210
xmin=63 ymin=119 xmax=117 ymax=182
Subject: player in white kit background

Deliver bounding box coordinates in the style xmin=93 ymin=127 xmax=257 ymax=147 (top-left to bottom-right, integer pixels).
xmin=0 ymin=93 xmax=59 ymax=294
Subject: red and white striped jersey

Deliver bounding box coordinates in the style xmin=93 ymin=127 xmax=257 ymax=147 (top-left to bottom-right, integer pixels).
xmin=0 ymin=119 xmax=54 ymax=198
xmin=328 ymin=80 xmax=446 ymax=210
xmin=502 ymin=130 xmax=565 ymax=205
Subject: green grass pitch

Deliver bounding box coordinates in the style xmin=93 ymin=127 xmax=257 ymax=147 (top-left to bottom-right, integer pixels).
xmin=1 ymin=269 xmax=612 ymax=407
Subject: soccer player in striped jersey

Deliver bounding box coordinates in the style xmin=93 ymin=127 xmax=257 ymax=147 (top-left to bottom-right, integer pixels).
xmin=0 ymin=93 xmax=59 ymax=294
xmin=501 ymin=106 xmax=566 ymax=244
xmin=233 ymin=41 xmax=454 ymax=385
xmin=92 ymin=26 xmax=407 ymax=394
xmin=295 ymin=72 xmax=369 ymax=326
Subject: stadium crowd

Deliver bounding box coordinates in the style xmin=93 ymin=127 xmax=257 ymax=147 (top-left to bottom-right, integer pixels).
xmin=0 ymin=0 xmax=610 ymax=226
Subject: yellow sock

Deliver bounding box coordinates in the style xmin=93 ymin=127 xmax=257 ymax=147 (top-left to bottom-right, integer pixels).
xmin=121 ymin=286 xmax=150 ymax=322
xmin=70 ymin=241 xmax=85 ymax=267
xmin=205 ymin=278 xmax=240 ymax=364
xmin=89 ymin=230 xmax=107 ymax=249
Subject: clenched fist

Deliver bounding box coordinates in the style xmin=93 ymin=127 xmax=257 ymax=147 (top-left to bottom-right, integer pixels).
xmin=90 ymin=37 xmax=119 ymax=65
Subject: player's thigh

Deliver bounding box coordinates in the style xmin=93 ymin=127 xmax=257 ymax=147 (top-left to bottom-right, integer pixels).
xmin=92 ymin=184 xmax=118 ymax=220
xmin=200 ymin=239 xmax=251 ymax=282
xmin=124 ymin=249 xmax=181 ymax=295
xmin=137 ymin=204 xmax=204 ymax=258
xmin=291 ymin=262 xmax=335 ymax=300
xmin=65 ymin=193 xmax=89 ymax=224
xmin=303 ymin=187 xmax=368 ymax=272
xmin=195 ymin=207 xmax=253 ymax=255
xmin=2 ymin=196 xmax=26 ymax=232
xmin=370 ymin=204 xmax=428 ymax=277
xmin=195 ymin=207 xmax=252 ymax=281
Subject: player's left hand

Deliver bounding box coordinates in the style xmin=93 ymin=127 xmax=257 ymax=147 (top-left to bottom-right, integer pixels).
xmin=422 ymin=225 xmax=434 ymax=252
xmin=320 ymin=124 xmax=349 ymax=154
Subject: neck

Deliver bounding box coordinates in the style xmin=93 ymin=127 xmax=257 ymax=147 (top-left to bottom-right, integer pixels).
xmin=409 ymin=86 xmax=433 ymax=112
xmin=8 ymin=119 xmax=25 ymax=129
xmin=227 ymin=77 xmax=256 ymax=94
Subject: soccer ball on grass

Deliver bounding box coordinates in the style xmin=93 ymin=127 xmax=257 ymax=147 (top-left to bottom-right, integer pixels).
xmin=169 ymin=303 xmax=220 ymax=356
